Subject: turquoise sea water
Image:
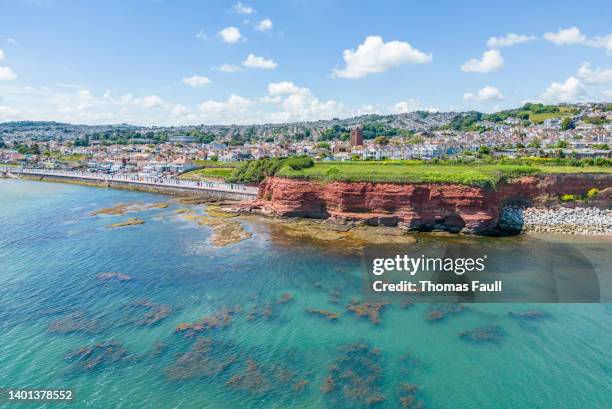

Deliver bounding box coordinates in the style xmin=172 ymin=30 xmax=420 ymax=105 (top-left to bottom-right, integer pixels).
xmin=0 ymin=179 xmax=611 ymax=409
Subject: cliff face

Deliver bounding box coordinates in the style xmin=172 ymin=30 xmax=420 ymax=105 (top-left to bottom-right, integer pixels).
xmin=254 ymin=174 xmax=612 ymax=234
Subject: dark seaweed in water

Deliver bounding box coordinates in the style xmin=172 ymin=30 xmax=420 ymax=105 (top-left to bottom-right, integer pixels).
xmin=49 ymin=311 xmax=105 ymax=334
xmin=398 ymin=383 xmax=425 ymax=409
xmin=322 ymin=341 xmax=385 ymax=407
xmin=396 ymin=353 xmax=426 ymax=408
xmin=426 ymin=304 xmax=467 ymax=322
xmin=246 ymin=303 xmax=274 ymax=322
xmin=122 ymin=299 xmax=172 ymax=326
xmin=459 ymin=326 xmax=504 ymax=343
xmin=508 ymin=310 xmax=548 ymax=320
xmin=226 ymin=358 xmax=310 ymax=397
xmin=175 ymin=307 xmax=241 ymax=336
xmin=166 ymin=337 xmax=238 ymax=380
xmin=64 ymin=340 xmax=134 ymax=371
xmin=166 ymin=336 xmax=311 ymax=400
xmin=346 ymin=300 xmax=387 ymax=325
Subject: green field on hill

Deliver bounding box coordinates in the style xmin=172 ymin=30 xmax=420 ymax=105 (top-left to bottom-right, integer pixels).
xmin=276 ymin=161 xmax=612 ymax=188
xmin=528 ymin=110 xmax=573 ymax=123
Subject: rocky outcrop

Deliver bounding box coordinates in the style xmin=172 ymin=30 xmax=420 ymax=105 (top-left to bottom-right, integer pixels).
xmin=248 ymin=174 xmax=612 ymax=235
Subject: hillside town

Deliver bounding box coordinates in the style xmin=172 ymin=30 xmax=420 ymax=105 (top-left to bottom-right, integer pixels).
xmin=1 ymin=102 xmax=611 ymax=178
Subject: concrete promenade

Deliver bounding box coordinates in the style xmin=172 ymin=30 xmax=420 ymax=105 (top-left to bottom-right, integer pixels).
xmin=1 ymin=166 xmax=259 ymax=200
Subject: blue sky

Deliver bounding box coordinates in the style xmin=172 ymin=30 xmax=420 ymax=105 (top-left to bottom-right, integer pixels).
xmin=0 ymin=0 xmax=611 ymax=125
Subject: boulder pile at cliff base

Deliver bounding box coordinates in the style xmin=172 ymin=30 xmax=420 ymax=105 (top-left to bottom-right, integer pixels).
xmin=500 ymin=207 xmax=612 ymax=235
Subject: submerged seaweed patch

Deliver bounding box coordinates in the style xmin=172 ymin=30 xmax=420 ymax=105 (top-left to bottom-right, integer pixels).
xmin=459 ymin=325 xmax=504 ymax=343
xmin=64 ymin=340 xmax=135 ymax=372
xmin=49 ymin=311 xmax=105 ymax=335
xmin=322 ymin=341 xmax=385 ymax=407
xmin=346 ymin=300 xmax=387 ymax=325
xmin=306 ymin=308 xmax=339 ymax=321
xmin=166 ymin=338 xmax=238 ymax=380
xmin=426 ymin=304 xmax=467 ymax=322
xmin=122 ymin=299 xmax=172 ymax=326
xmin=175 ymin=307 xmax=241 ymax=336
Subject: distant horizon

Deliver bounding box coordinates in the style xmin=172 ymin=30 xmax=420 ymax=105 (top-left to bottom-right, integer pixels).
xmin=1 ymin=101 xmax=609 ymax=128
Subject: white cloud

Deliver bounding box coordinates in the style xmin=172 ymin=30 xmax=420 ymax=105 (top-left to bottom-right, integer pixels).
xmin=242 ymin=53 xmax=277 ymax=69
xmin=461 ymin=49 xmax=504 ymax=73
xmin=259 ymin=95 xmax=282 ymax=104
xmin=0 ymin=105 xmax=19 ymax=119
xmin=182 ymin=75 xmax=212 ymax=87
xmin=171 ymin=104 xmax=190 ymax=117
xmin=198 ymin=93 xmax=253 ymax=115
xmin=0 ymin=82 xmax=449 ymax=126
xmin=576 ymin=62 xmax=612 ymax=84
xmin=233 ymin=2 xmax=253 ymax=14
xmin=0 ymin=49 xmax=4 ymax=60
xmin=0 ymin=66 xmax=17 ymax=80
xmin=196 ymin=30 xmax=207 ymax=41
xmin=463 ymin=86 xmax=504 ymax=102
xmin=544 ymin=27 xmax=587 ymax=45
xmin=214 ymin=64 xmax=241 ymax=73
xmin=391 ymin=99 xmax=439 ymax=114
xmin=595 ymin=34 xmax=612 ymax=54
xmin=332 ymin=36 xmax=432 ymax=79
xmin=544 ymin=27 xmax=612 ymax=53
xmin=134 ymin=95 xmax=165 ymax=108
xmin=5 ymin=38 xmax=16 ymax=45
xmin=268 ymin=81 xmax=309 ymax=95
xmin=219 ymin=26 xmax=243 ymax=44
xmin=355 ymin=104 xmax=381 ymax=115
xmin=255 ymin=18 xmax=273 ymax=31
xmin=486 ymin=33 xmax=535 ymax=48
xmin=540 ymin=76 xmax=586 ymax=103
xmin=261 ymin=81 xmax=353 ymax=122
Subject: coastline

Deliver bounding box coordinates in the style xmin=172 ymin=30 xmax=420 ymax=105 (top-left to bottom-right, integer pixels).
xmin=4 ymin=175 xmax=610 ymax=237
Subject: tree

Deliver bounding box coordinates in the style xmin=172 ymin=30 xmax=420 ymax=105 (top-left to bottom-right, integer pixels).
xmin=560 ymin=117 xmax=575 ymax=131
xmin=0 ymin=137 xmax=5 ymax=149
xmin=527 ymin=139 xmax=541 ymax=148
xmin=73 ymin=135 xmax=90 ymax=147
xmin=478 ymin=146 xmax=491 ymax=155
xmin=374 ymin=136 xmax=389 ymax=145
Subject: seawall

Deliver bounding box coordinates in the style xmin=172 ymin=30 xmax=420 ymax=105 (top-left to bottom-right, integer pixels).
xmin=17 ymin=174 xmax=255 ymax=201
xmin=247 ymin=174 xmax=612 ymax=234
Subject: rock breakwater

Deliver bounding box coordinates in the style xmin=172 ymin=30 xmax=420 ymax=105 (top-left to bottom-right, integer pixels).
xmin=500 ymin=206 xmax=612 ymax=235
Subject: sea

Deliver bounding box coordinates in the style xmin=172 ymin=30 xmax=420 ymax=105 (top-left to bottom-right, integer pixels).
xmin=0 ymin=178 xmax=610 ymax=409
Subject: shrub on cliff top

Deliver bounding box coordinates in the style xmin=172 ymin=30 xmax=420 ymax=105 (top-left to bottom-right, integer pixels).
xmin=225 ymin=156 xmax=313 ymax=184
xmin=285 ymin=156 xmax=314 ymax=171
xmin=586 ymin=188 xmax=599 ymax=199
xmin=226 ymin=158 xmax=285 ymax=184
xmin=560 ymin=194 xmax=578 ymax=202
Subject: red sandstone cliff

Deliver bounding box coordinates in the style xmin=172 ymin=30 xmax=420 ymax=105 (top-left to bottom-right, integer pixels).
xmin=250 ymin=174 xmax=612 ymax=234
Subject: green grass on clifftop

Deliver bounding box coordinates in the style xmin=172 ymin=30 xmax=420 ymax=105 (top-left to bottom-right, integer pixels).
xmin=179 ymin=167 xmax=234 ymax=180
xmin=275 ymin=161 xmax=612 ymax=189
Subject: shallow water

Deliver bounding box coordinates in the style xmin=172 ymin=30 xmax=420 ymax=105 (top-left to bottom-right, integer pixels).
xmin=0 ymin=179 xmax=611 ymax=409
